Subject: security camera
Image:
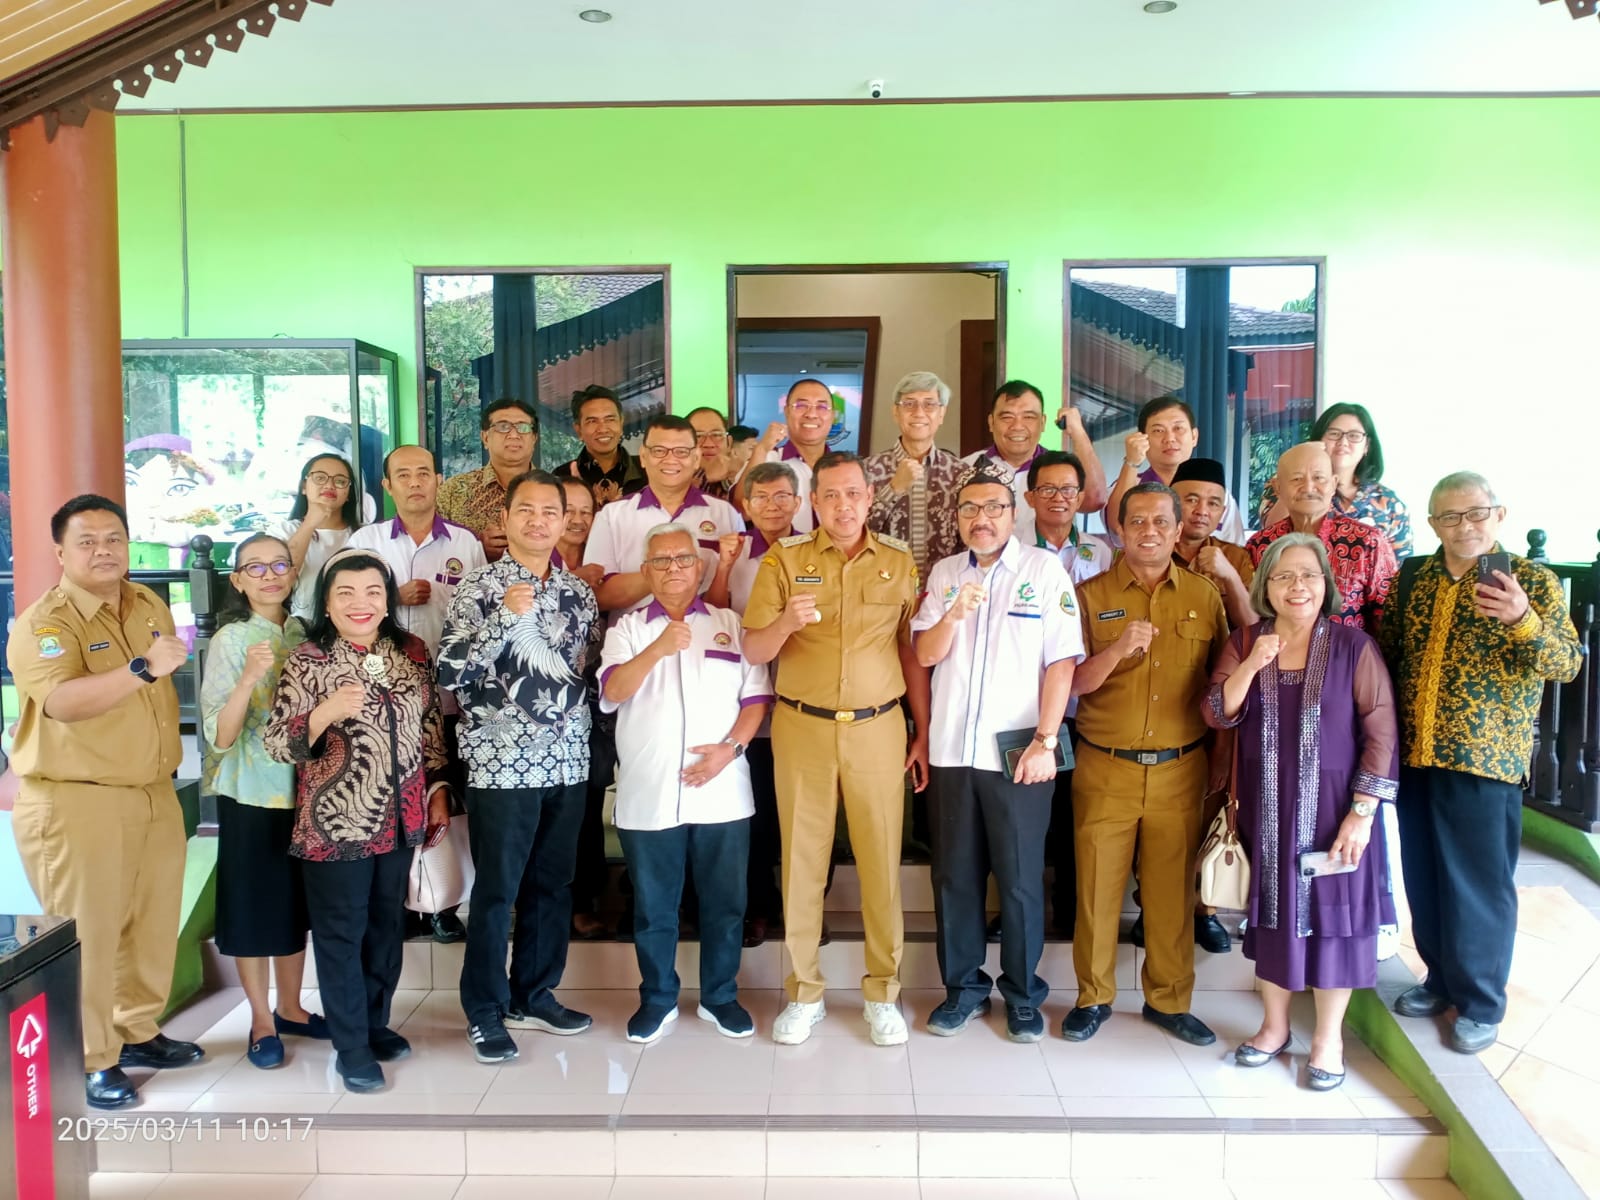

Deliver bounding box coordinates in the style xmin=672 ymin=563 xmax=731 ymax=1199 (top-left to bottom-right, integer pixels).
xmin=868 ymin=79 xmax=885 ymax=100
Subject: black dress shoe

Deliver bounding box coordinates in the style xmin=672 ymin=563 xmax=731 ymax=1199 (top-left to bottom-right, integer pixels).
xmin=1395 ymin=985 xmax=1450 ymax=1019
xmin=985 ymin=915 xmax=1003 ymax=944
xmin=1141 ymin=1004 xmax=1217 ymax=1046
xmin=86 ymin=1067 xmax=138 ymax=1109
xmin=1128 ymin=914 xmax=1145 ymax=947
xmin=430 ymin=910 xmax=467 ymax=944
xmin=1061 ymin=1004 xmax=1113 ymax=1042
xmin=1195 ymin=914 xmax=1233 ymax=954
xmin=336 ymin=1050 xmax=385 ymax=1093
xmin=119 ymin=1034 xmax=204 ymax=1070
xmin=369 ymin=1028 xmax=411 ymax=1062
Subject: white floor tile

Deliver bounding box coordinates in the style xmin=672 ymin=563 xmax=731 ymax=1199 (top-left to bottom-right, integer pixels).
xmin=920 ymin=1181 xmax=1077 ymax=1200
xmin=628 ymin=1035 xmax=776 ymax=1093
xmin=1073 ymin=1183 xmax=1230 ymax=1200
xmin=770 ymin=1034 xmax=913 ymax=1094
xmin=614 ymin=1129 xmax=767 ymax=1176
xmin=1223 ymin=1131 xmax=1377 ymax=1179
xmin=314 ymin=1130 xmax=465 ymax=1176
xmin=300 ymin=1176 xmax=461 ymax=1199
xmin=1375 ymin=1133 xmax=1451 ymax=1179
xmin=767 ymin=1179 xmax=920 ymax=1199
xmin=464 ymin=1130 xmax=614 ymax=1176
xmin=766 ymin=1129 xmax=918 ymax=1177
xmin=89 ymin=1174 xmax=167 ymax=1200
xmin=916 ymin=1094 xmax=1065 ymax=1118
xmin=907 ymin=1038 xmax=1056 ymax=1096
xmin=149 ymin=1174 xmax=313 ymax=1198
xmin=609 ymin=1179 xmax=766 ymax=1200
xmin=1070 ymin=1131 xmax=1224 ymax=1179
xmin=917 ymin=1130 xmax=1072 ymax=1178
xmin=452 ymin=1177 xmax=611 ymax=1199
xmin=770 ymin=1092 xmax=917 ymax=1116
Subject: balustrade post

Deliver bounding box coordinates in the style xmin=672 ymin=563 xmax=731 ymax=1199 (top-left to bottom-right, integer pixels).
xmin=1527 ymin=528 xmax=1548 ymax=563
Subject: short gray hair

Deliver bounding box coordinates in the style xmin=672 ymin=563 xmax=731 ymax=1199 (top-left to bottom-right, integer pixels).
xmin=643 ymin=522 xmax=695 ymax=555
xmin=1429 ymin=471 xmax=1499 ymax=515
xmin=742 ymin=460 xmax=800 ymax=498
xmin=1248 ymin=532 xmax=1343 ymax=620
xmin=893 ymin=371 xmax=950 ymax=407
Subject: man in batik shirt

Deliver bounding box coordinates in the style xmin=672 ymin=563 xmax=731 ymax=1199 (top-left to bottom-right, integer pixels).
xmin=863 ymin=371 xmax=972 ymax=577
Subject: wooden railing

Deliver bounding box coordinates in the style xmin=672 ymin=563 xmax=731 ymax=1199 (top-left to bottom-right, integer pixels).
xmin=1525 ymin=529 xmax=1599 ymax=832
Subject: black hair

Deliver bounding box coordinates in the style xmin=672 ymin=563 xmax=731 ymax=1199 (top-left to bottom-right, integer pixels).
xmin=503 ymin=468 xmax=569 ymax=513
xmin=218 ymin=532 xmax=294 ymax=629
xmin=308 ymin=552 xmax=405 ymax=651
xmin=684 ymin=405 xmax=729 ymax=429
xmin=643 ymin=413 xmax=696 ymax=439
xmin=287 ymin=454 xmax=361 ymax=529
xmin=786 ymin=378 xmax=834 ymax=404
xmin=559 ymin=476 xmax=596 ymax=505
xmin=481 ymin=397 xmax=540 ymax=435
xmin=1137 ymin=395 xmax=1196 ymax=433
xmin=1310 ymin=402 xmax=1385 ymax=486
xmin=989 ymin=379 xmax=1044 ymax=415
xmin=728 ymin=425 xmax=758 ymax=443
xmin=1118 ymin=480 xmax=1183 ymax=527
xmin=50 ymin=494 xmax=128 ymax=543
xmin=382 ymin=444 xmax=438 ymax=479
xmin=1027 ymin=450 xmax=1086 ymax=491
xmin=810 ymin=450 xmax=867 ymax=494
xmin=570 ymin=386 xmax=622 ymax=424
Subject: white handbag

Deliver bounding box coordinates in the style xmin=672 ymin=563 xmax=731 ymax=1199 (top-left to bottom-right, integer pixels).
xmin=406 ymin=816 xmax=475 ymax=914
xmin=1197 ymin=799 xmax=1250 ymax=911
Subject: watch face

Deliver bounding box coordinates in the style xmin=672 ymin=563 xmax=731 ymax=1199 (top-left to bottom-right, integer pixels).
xmin=129 ymin=657 xmax=148 ymax=675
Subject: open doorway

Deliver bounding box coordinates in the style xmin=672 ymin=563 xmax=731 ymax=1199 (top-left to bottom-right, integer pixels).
xmin=728 ymin=264 xmax=1005 ymax=458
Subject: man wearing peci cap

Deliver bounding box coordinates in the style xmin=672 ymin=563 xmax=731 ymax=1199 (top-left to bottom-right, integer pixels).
xmin=1170 ymin=457 xmax=1255 ymax=631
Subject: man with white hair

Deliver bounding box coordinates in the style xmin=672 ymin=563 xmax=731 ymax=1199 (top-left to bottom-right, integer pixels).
xmin=1381 ymin=471 xmax=1580 ymax=1055
xmin=863 ymin=371 xmax=973 ymax=576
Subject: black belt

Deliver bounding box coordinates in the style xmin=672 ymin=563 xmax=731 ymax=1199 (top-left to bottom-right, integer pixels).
xmin=778 ymin=696 xmax=900 ymax=724
xmin=1078 ymin=736 xmax=1206 ymax=767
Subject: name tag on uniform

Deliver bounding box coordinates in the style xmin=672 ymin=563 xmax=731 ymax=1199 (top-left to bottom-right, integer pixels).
xmin=88 ymin=641 xmax=112 ymax=652
xmin=795 ymin=575 xmax=823 ymax=584
xmin=1096 ymin=608 xmax=1127 ymax=621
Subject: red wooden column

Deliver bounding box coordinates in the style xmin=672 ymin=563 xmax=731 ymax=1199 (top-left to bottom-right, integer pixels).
xmin=2 ymin=111 xmax=126 ymax=607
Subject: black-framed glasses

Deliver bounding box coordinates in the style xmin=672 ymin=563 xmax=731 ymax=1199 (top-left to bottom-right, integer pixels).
xmin=644 ymin=553 xmax=699 ymax=571
xmin=306 ymin=471 xmax=351 ymax=489
xmin=1321 ymin=429 xmax=1368 ymax=447
xmin=488 ymin=420 xmax=535 ymax=435
xmin=240 ymin=559 xmax=294 ymax=578
xmin=695 ymin=430 xmax=730 ymax=444
xmin=1266 ymin=569 xmax=1322 ymax=586
xmin=957 ymin=501 xmax=1014 ymax=519
xmin=1030 ymin=485 xmax=1080 ymax=501
xmin=1431 ymin=506 xmax=1497 ymax=527
xmin=645 ymin=445 xmax=696 ymax=461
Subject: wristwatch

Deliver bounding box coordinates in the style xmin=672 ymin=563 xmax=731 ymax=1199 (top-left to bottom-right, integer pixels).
xmin=128 ymin=657 xmax=156 ymax=684
xmin=1351 ymin=799 xmax=1378 ymax=818
xmin=721 ymin=737 xmax=746 ymax=759
xmin=1032 ymin=731 xmax=1059 ymax=751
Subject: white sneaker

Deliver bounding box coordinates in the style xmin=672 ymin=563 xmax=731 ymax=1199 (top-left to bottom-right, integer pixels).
xmin=772 ymin=1000 xmax=826 ymax=1045
xmin=864 ymin=1001 xmax=908 ymax=1046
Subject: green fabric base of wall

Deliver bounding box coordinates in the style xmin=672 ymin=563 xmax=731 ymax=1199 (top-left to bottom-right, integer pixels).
xmin=161 ymin=836 xmax=216 ymax=1025
xmin=1346 ymin=990 xmax=1515 ymax=1200
xmin=1522 ymin=807 xmax=1600 ymax=884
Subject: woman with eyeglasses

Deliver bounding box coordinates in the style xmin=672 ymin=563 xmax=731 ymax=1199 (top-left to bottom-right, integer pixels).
xmin=275 ymin=453 xmax=363 ymax=619
xmin=1258 ymin=404 xmax=1412 ymax=557
xmin=1203 ymin=532 xmax=1399 ymax=1091
xmin=200 ymin=534 xmax=329 ymax=1069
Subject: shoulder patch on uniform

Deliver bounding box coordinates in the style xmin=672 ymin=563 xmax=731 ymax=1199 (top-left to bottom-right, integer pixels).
xmin=761 ymin=554 xmax=781 ymax=569
xmin=875 ymin=534 xmax=910 ymax=553
xmin=779 ymin=533 xmax=816 ymax=548
xmin=32 ymin=625 xmax=61 ymax=636
xmin=1060 ymin=591 xmax=1076 ymax=616
xmin=37 ymin=635 xmax=64 ymax=658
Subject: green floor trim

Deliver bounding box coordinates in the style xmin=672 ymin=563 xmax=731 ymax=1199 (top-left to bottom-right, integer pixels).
xmin=1522 ymin=806 xmax=1600 ymax=884
xmin=1347 ymin=990 xmax=1517 ymax=1200
xmin=162 ymin=836 xmax=217 ymax=1023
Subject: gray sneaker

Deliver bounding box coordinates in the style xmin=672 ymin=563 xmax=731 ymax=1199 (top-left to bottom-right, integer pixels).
xmin=1451 ymin=1017 xmax=1499 ymax=1055
xmin=926 ymin=996 xmax=991 ymax=1037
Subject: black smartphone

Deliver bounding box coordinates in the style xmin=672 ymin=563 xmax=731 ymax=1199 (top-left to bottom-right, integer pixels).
xmin=1477 ymin=552 xmax=1512 ymax=589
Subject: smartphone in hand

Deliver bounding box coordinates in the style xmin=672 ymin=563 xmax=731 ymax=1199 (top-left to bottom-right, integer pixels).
xmin=1477 ymin=552 xmax=1512 ymax=590
xmin=1299 ymin=850 xmax=1358 ymax=879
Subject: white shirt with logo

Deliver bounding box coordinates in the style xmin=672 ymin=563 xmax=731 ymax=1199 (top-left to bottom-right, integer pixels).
xmin=912 ymin=537 xmax=1086 ymax=773
xmin=584 ymin=485 xmax=746 ymax=616
xmin=346 ymin=516 xmax=486 ymax=657
xmin=1037 ymin=528 xmax=1115 ymax=587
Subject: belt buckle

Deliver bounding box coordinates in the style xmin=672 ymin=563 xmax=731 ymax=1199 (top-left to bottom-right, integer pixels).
xmin=835 ymin=710 xmax=856 ymax=723
xmin=1137 ymin=751 xmax=1159 ymax=766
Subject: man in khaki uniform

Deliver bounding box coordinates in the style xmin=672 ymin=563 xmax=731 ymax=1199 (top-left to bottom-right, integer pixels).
xmin=1062 ymin=482 xmax=1228 ymax=1046
xmin=8 ymin=495 xmax=200 ymax=1109
xmin=744 ymin=451 xmax=931 ymax=1047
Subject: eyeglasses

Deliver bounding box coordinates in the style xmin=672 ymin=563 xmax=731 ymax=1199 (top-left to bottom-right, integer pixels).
xmin=695 ymin=431 xmax=730 ymax=444
xmin=488 ymin=421 xmax=535 ymax=435
xmin=787 ymin=400 xmax=832 ymax=414
xmin=1321 ymin=430 xmax=1368 ymax=447
xmin=644 ymin=445 xmax=696 ymax=462
xmin=747 ymin=492 xmax=797 ymax=507
xmin=1031 ymin=485 xmax=1080 ymax=501
xmin=957 ymin=501 xmax=1014 ymax=519
xmin=1431 ymin=506 xmax=1497 ymax=527
xmin=644 ymin=553 xmax=699 ymax=571
xmin=895 ymin=399 xmax=944 ymax=412
xmin=240 ymin=559 xmax=293 ymax=578
xmin=1267 ymin=570 xmax=1323 ymax=586
xmin=306 ymin=472 xmax=351 ymax=489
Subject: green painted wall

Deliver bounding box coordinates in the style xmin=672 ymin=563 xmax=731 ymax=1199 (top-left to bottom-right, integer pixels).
xmin=103 ymin=98 xmax=1600 ymax=557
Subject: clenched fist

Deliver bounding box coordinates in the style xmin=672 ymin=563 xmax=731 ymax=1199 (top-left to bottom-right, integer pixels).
xmin=1115 ymin=620 xmax=1156 ymax=660
xmin=398 ymin=579 xmax=432 ymax=607
xmin=238 ymin=640 xmax=276 ymax=689
xmin=945 ymin=582 xmax=987 ymax=620
xmin=717 ymin=533 xmax=744 ymax=571
xmin=502 ymin=582 xmax=535 ymax=616
xmin=890 ymin=458 xmax=925 ymax=495
xmin=784 ymin=593 xmax=821 ymax=631
xmin=1193 ymin=546 xmax=1239 ymax=587
xmin=316 ymin=681 xmax=366 ymax=726
xmin=1124 ymin=432 xmax=1151 ymax=468
xmin=146 ymin=632 xmax=190 ymax=678
xmin=653 ymin=619 xmax=693 ymax=656
xmin=1245 ymin=633 xmax=1282 ymax=672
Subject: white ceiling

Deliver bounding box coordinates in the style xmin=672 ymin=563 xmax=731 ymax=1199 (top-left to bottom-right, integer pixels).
xmin=118 ymin=0 xmax=1600 ymax=110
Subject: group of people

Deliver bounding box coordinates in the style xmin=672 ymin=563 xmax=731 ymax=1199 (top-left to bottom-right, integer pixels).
xmin=7 ymin=374 xmax=1579 ymax=1111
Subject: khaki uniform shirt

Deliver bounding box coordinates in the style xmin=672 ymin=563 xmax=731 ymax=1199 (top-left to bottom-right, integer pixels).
xmin=7 ymin=576 xmax=182 ymax=787
xmin=743 ymin=529 xmax=918 ymax=711
xmin=1173 ymin=535 xmax=1255 ymax=588
xmin=1075 ymin=558 xmax=1227 ymax=751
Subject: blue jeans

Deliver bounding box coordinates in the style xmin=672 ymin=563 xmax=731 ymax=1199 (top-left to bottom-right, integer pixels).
xmin=618 ymin=819 xmax=750 ymax=1009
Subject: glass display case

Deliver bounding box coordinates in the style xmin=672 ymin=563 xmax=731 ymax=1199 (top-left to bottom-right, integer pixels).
xmin=121 ymin=339 xmax=400 ymax=567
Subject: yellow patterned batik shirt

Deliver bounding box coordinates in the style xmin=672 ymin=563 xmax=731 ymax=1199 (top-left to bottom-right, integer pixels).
xmin=1379 ymin=550 xmax=1582 ymax=785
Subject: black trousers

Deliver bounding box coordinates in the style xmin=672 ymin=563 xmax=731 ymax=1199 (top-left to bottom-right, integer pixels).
xmin=744 ymin=737 xmax=783 ymax=923
xmin=459 ymin=783 xmax=585 ymax=1025
xmin=1397 ymin=766 xmax=1522 ymax=1024
xmin=929 ymin=765 xmax=1053 ymax=1010
xmin=572 ymin=714 xmax=617 ymax=913
xmin=1046 ymin=766 xmax=1077 ymax=934
xmin=301 ymin=843 xmax=410 ymax=1058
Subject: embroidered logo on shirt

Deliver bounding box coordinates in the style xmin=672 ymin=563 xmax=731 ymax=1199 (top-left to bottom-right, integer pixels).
xmin=713 ymin=631 xmax=733 ymax=647
xmin=1078 ymin=545 xmax=1096 ymax=561
xmin=33 ymin=626 xmax=60 ymax=635
xmin=37 ymin=636 xmax=63 ymax=659
xmin=1096 ymin=608 xmax=1127 ymax=621
xmin=1017 ymin=582 xmax=1037 ymax=605
xmin=1060 ymin=592 xmax=1077 ymax=616
xmin=699 ymin=520 xmax=716 ymax=535
xmin=446 ymin=557 xmax=464 ymax=575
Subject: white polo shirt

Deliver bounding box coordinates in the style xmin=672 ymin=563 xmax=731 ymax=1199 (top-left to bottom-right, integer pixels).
xmin=765 ymin=444 xmax=819 ymax=533
xmin=1037 ymin=527 xmax=1115 ymax=587
xmin=346 ymin=515 xmax=486 ymax=656
xmin=961 ymin=444 xmax=1043 ymax=544
xmin=912 ymin=537 xmax=1086 ymax=773
xmin=726 ymin=527 xmax=796 ymax=616
xmin=584 ymin=485 xmax=745 ymax=616
xmin=599 ymin=598 xmax=774 ymax=831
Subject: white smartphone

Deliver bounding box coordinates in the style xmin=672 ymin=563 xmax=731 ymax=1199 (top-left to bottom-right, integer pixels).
xmin=1298 ymin=850 xmax=1358 ymax=879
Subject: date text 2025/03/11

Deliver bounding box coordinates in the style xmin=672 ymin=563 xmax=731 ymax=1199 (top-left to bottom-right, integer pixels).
xmin=58 ymin=1116 xmax=317 ymax=1143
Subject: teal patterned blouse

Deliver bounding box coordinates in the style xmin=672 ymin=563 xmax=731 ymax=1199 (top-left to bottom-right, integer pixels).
xmin=201 ymin=613 xmax=307 ymax=808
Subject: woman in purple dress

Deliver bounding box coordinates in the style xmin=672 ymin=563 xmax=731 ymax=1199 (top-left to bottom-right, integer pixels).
xmin=1204 ymin=532 xmax=1398 ymax=1090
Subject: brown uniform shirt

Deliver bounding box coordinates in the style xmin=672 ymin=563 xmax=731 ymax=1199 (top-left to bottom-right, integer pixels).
xmin=743 ymin=529 xmax=918 ymax=711
xmin=1075 ymin=558 xmax=1228 ymax=751
xmin=7 ymin=576 xmax=182 ymax=787
xmin=1173 ymin=535 xmax=1255 ymax=588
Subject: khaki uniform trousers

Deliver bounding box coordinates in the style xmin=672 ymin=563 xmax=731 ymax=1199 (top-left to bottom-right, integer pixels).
xmin=12 ymin=778 xmax=186 ymax=1071
xmin=772 ymin=703 xmax=906 ymax=1003
xmin=1072 ymin=743 xmax=1207 ymax=1014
